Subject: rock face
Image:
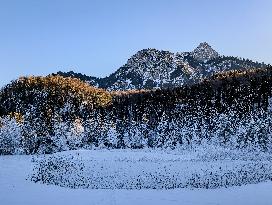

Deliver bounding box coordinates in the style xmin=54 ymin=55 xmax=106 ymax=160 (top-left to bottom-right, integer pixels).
xmin=191 ymin=42 xmax=219 ymax=62
xmin=55 ymin=43 xmax=267 ymax=90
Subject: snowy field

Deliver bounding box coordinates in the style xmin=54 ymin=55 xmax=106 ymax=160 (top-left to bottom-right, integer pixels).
xmin=1 ymin=149 xmax=272 ymax=205
xmin=30 ymin=149 xmax=272 ymax=189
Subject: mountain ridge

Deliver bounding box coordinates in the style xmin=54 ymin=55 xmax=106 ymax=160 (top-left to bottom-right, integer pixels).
xmin=54 ymin=43 xmax=267 ymax=90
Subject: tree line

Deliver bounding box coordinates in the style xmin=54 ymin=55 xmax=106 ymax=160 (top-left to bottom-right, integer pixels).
xmin=1 ymin=67 xmax=272 ymax=154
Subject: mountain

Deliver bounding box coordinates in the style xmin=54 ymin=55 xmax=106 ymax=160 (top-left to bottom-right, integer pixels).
xmin=191 ymin=42 xmax=219 ymax=62
xmin=55 ymin=42 xmax=267 ymax=90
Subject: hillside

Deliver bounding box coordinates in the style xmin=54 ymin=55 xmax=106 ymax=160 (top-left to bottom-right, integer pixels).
xmin=0 ymin=75 xmax=111 ymax=154
xmin=1 ymin=66 xmax=272 ymax=154
xmin=55 ymin=42 xmax=267 ymax=90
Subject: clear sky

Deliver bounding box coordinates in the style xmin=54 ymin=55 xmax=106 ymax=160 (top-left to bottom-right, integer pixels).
xmin=0 ymin=0 xmax=271 ymax=87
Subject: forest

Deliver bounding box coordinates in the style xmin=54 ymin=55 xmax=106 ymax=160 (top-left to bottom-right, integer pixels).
xmin=1 ymin=66 xmax=272 ymax=154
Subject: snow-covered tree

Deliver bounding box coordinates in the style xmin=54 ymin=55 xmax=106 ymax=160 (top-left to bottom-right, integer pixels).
xmin=51 ymin=121 xmax=71 ymax=152
xmin=126 ymin=120 xmax=146 ymax=148
xmin=0 ymin=117 xmax=22 ymax=155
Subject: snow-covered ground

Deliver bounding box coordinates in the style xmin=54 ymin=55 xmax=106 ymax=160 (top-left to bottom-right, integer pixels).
xmin=1 ymin=149 xmax=272 ymax=205
xmin=30 ymin=149 xmax=272 ymax=189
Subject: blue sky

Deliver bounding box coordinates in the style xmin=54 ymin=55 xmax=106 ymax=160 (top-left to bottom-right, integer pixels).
xmin=0 ymin=0 xmax=271 ymax=86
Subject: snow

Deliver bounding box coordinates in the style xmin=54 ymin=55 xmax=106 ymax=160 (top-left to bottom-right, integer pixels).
xmin=191 ymin=42 xmax=219 ymax=62
xmin=30 ymin=149 xmax=272 ymax=189
xmin=1 ymin=150 xmax=272 ymax=205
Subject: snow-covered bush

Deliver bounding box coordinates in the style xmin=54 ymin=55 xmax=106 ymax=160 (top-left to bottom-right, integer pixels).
xmin=0 ymin=117 xmax=23 ymax=155
xmin=31 ymin=150 xmax=272 ymax=189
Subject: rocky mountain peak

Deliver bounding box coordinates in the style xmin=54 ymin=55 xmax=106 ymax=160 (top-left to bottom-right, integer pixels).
xmin=54 ymin=43 xmax=267 ymax=91
xmin=191 ymin=42 xmax=219 ymax=62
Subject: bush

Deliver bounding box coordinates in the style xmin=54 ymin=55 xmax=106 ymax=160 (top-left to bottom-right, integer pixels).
xmin=0 ymin=117 xmax=23 ymax=155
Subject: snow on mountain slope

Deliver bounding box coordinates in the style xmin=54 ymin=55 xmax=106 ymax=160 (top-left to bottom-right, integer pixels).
xmin=191 ymin=42 xmax=219 ymax=62
xmin=102 ymin=49 xmax=192 ymax=90
xmin=55 ymin=43 xmax=267 ymax=90
xmin=1 ymin=150 xmax=272 ymax=205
